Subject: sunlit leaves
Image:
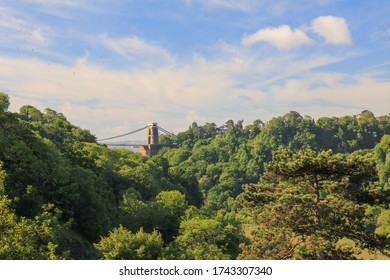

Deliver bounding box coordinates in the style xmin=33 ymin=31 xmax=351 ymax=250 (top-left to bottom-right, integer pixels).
xmin=94 ymin=226 xmax=163 ymax=260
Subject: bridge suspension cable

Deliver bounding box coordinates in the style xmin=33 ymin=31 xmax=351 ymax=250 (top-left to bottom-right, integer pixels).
xmin=97 ymin=124 xmax=176 ymax=143
xmin=97 ymin=126 xmax=149 ymax=142
xmin=157 ymin=126 xmax=176 ymax=137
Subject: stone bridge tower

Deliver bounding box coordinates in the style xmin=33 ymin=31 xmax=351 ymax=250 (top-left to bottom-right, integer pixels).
xmin=146 ymin=122 xmax=159 ymax=145
xmin=140 ymin=122 xmax=162 ymax=157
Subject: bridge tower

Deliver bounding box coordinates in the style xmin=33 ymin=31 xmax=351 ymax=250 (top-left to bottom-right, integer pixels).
xmin=146 ymin=122 xmax=159 ymax=145
xmin=140 ymin=122 xmax=162 ymax=157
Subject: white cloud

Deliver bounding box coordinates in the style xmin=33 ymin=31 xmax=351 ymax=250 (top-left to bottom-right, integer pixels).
xmin=98 ymin=35 xmax=175 ymax=64
xmin=242 ymin=25 xmax=314 ymax=49
xmin=310 ymin=16 xmax=352 ymax=45
xmin=267 ymin=72 xmax=390 ymax=119
xmin=242 ymin=16 xmax=353 ymax=50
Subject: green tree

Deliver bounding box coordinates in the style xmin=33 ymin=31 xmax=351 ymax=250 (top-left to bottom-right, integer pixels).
xmin=154 ymin=190 xmax=188 ymax=239
xmin=172 ymin=217 xmax=230 ymax=260
xmin=119 ymin=188 xmax=147 ymax=231
xmin=120 ymin=190 xmax=188 ymax=241
xmin=0 ymin=92 xmax=10 ymax=112
xmin=19 ymin=105 xmax=44 ymax=122
xmin=156 ymin=190 xmax=188 ymax=218
xmin=243 ymin=119 xmax=263 ymax=139
xmin=94 ymin=225 xmax=164 ymax=260
xmin=238 ymin=149 xmax=379 ymax=259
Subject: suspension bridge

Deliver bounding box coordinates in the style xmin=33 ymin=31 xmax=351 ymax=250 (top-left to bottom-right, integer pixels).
xmin=97 ymin=123 xmax=176 ymax=157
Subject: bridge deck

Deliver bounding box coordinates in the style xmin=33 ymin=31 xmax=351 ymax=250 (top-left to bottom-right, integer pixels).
xmin=100 ymin=140 xmax=147 ymax=147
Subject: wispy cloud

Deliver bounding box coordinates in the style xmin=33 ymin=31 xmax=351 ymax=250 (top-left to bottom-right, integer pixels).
xmin=371 ymin=28 xmax=390 ymax=40
xmin=21 ymin=0 xmax=91 ymax=9
xmin=97 ymin=34 xmax=175 ymax=65
xmin=0 ymin=6 xmax=26 ymax=30
xmin=183 ymin=0 xmax=341 ymax=15
xmin=0 ymin=5 xmax=52 ymax=49
xmin=18 ymin=0 xmax=99 ymax=19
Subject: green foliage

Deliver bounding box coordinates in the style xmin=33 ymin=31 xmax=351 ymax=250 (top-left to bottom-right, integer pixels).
xmin=238 ymin=149 xmax=380 ymax=259
xmin=374 ymin=208 xmax=390 ymax=255
xmin=375 ymin=209 xmax=390 ymax=238
xmin=156 ymin=190 xmax=188 ymax=217
xmin=0 ymin=92 xmax=10 ymax=112
xmin=374 ymin=135 xmax=390 ymax=189
xmin=94 ymin=226 xmax=164 ymax=260
xmin=172 ymin=217 xmax=230 ymax=260
xmin=175 ymin=122 xmax=218 ymax=147
xmin=120 ymin=190 xmax=188 ymax=241
xmin=18 ymin=105 xmax=96 ymax=147
xmin=0 ymin=170 xmax=69 ymax=259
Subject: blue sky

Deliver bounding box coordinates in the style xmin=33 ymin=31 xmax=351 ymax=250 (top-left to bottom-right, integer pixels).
xmin=1 ymin=0 xmax=389 ymax=139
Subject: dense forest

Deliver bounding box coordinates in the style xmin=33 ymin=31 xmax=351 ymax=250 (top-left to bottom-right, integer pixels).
xmin=1 ymin=91 xmax=390 ymax=260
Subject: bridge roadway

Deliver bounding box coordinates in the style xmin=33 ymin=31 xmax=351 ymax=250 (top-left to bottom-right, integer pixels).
xmin=102 ymin=140 xmax=147 ymax=147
